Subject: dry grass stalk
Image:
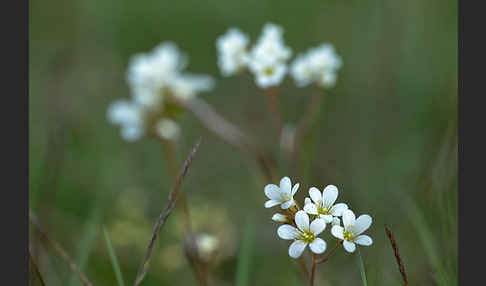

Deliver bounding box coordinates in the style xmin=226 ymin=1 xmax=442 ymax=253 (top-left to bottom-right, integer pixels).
xmin=29 ymin=211 xmax=93 ymax=286
xmin=134 ymin=138 xmax=202 ymax=286
xmin=384 ymin=224 xmax=408 ymax=285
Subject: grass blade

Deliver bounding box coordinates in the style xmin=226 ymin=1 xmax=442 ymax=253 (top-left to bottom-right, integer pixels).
xmin=235 ymin=216 xmax=255 ymax=286
xmin=103 ymin=226 xmax=125 ymax=286
xmin=29 ymin=210 xmax=93 ymax=286
xmin=134 ymin=137 xmax=202 ymax=286
xmin=357 ymin=248 xmax=368 ymax=286
xmin=29 ymin=248 xmax=46 ymax=286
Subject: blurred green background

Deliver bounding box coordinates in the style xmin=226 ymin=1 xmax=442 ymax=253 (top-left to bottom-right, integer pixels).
xmin=29 ymin=0 xmax=457 ymax=285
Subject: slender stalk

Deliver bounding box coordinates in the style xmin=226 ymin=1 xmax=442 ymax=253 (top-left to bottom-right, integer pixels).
xmin=264 ymin=87 xmax=283 ymax=133
xmin=295 ymin=258 xmax=309 ymax=282
xmin=29 ymin=211 xmax=93 ymax=286
xmin=310 ymin=253 xmax=317 ymax=286
xmin=29 ymin=248 xmax=46 ymax=286
xmin=385 ymin=224 xmax=408 ymax=285
xmin=357 ymin=248 xmax=368 ymax=286
xmin=134 ymin=138 xmax=201 ymax=286
xmin=170 ymin=96 xmax=277 ymax=182
xmin=316 ymin=240 xmax=342 ymax=264
xmin=157 ymin=137 xmax=209 ymax=286
xmin=103 ymin=226 xmax=126 ymax=286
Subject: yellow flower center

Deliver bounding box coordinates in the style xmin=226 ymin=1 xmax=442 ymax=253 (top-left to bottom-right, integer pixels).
xmin=299 ymin=230 xmax=316 ymax=243
xmin=264 ymin=67 xmax=275 ymax=76
xmin=343 ymin=230 xmax=354 ymax=242
xmin=317 ymin=200 xmax=331 ymax=215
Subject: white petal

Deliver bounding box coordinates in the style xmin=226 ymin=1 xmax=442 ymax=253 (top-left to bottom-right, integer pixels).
xmin=289 ymin=240 xmax=308 ymax=259
xmin=354 ymin=235 xmax=373 ymax=246
xmin=277 ymin=225 xmax=299 ymax=240
xmin=280 ymin=199 xmax=294 ymax=210
xmin=343 ymin=240 xmax=356 ymax=253
xmin=354 ymin=214 xmax=372 ymax=235
xmin=264 ymin=200 xmax=281 ymax=208
xmin=291 ymin=183 xmax=300 ymax=196
xmin=280 ymin=177 xmax=292 ymax=195
xmin=329 ymin=203 xmax=348 ymax=216
xmin=320 ymin=214 xmax=333 ymax=223
xmin=294 ymin=210 xmax=310 ymax=232
xmin=310 ymin=218 xmax=326 ymax=235
xmin=322 ymin=185 xmax=338 ymax=207
xmin=303 ymin=203 xmax=318 ymax=215
xmin=309 ymin=187 xmax=322 ymax=203
xmin=309 ymin=238 xmax=327 ymax=254
xmin=304 ymin=197 xmax=312 ymax=205
xmin=331 ymin=225 xmax=344 ymax=240
xmin=264 ymin=184 xmax=282 ymax=200
xmin=342 ymin=209 xmax=356 ymax=229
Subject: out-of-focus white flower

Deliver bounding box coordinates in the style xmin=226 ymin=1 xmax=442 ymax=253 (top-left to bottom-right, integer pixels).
xmin=155 ymin=119 xmax=180 ymax=141
xmin=246 ymin=23 xmax=292 ymax=88
xmin=277 ymin=211 xmax=327 ymax=258
xmin=196 ymin=233 xmax=220 ymax=262
xmin=107 ymin=99 xmax=146 ymax=142
xmin=264 ymin=176 xmax=300 ymax=209
xmin=290 ymin=43 xmax=342 ymax=88
xmin=171 ymin=74 xmax=215 ymax=100
xmin=303 ymin=185 xmax=348 ymax=223
xmin=126 ymin=42 xmax=213 ymax=108
xmin=248 ymin=60 xmax=287 ymax=88
xmin=272 ymin=213 xmax=291 ymax=223
xmin=216 ymin=28 xmax=250 ymax=76
xmin=331 ymin=209 xmax=373 ymax=253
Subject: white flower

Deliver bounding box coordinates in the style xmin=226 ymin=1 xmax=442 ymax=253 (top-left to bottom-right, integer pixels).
xmin=246 ymin=23 xmax=292 ymax=88
xmin=264 ymin=176 xmax=299 ymax=209
xmin=170 ymin=73 xmax=215 ymax=100
xmin=290 ymin=43 xmax=342 ymax=88
xmin=303 ymin=185 xmax=348 ymax=223
xmin=107 ymin=100 xmax=146 ymax=141
xmin=216 ymin=28 xmax=249 ymax=76
xmin=277 ymin=211 xmax=327 ymax=258
xmin=331 ymin=209 xmax=373 ymax=253
xmin=126 ymin=42 xmax=213 ymax=108
xmin=155 ymin=119 xmax=180 ymax=141
xmin=272 ymin=213 xmax=291 ymax=223
xmin=248 ymin=60 xmax=287 ymax=88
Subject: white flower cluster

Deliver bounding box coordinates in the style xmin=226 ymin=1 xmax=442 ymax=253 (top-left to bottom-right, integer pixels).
xmin=264 ymin=176 xmax=372 ymax=258
xmin=107 ymin=42 xmax=214 ymax=141
xmin=216 ymin=23 xmax=342 ymax=89
xmin=290 ymin=44 xmax=342 ymax=88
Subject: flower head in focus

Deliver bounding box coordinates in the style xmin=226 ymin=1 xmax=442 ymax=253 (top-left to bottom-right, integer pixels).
xmin=277 ymin=211 xmax=327 ymax=258
xmin=303 ymin=185 xmax=348 ymax=223
xmin=216 ymin=28 xmax=250 ymax=76
xmin=331 ymin=209 xmax=373 ymax=253
xmin=290 ymin=43 xmax=342 ymax=88
xmin=264 ymin=176 xmax=300 ymax=209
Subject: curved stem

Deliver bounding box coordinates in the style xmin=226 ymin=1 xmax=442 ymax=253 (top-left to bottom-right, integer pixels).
xmin=310 ymin=253 xmax=317 ymax=286
xmin=317 ymin=240 xmax=342 ymax=264
xmin=170 ymin=96 xmax=277 ymax=182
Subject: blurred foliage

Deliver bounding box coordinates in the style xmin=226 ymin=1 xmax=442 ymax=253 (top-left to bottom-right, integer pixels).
xmin=29 ymin=0 xmax=457 ymax=285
